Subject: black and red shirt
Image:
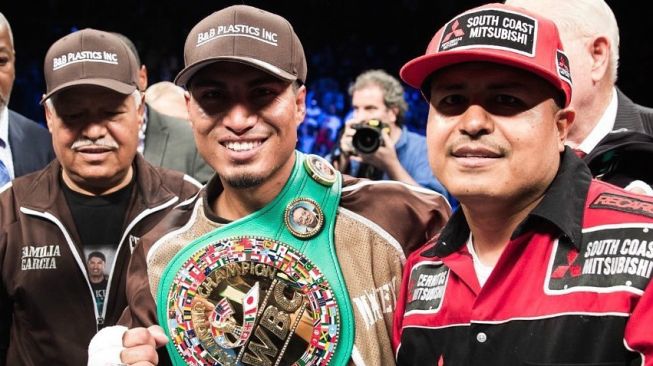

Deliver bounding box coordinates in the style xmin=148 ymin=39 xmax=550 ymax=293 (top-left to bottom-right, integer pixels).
xmin=393 ymin=149 xmax=653 ymax=366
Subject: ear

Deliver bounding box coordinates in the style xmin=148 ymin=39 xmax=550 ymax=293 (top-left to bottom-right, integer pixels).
xmin=294 ymin=84 xmax=307 ymax=128
xmin=138 ymin=65 xmax=149 ymax=91
xmin=589 ymin=36 xmax=611 ymax=82
xmin=184 ymin=90 xmax=194 ymax=128
xmin=136 ymin=92 xmax=145 ymax=127
xmin=388 ymin=106 xmax=399 ymax=124
xmin=43 ymin=98 xmax=55 ymax=133
xmin=555 ymin=107 xmax=575 ymax=151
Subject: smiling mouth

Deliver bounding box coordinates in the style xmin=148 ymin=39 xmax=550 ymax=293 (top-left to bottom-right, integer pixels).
xmin=75 ymin=147 xmax=114 ymax=153
xmin=452 ymin=153 xmax=500 ymax=158
xmin=451 ymin=146 xmax=503 ymax=159
xmin=222 ymin=140 xmax=264 ymax=152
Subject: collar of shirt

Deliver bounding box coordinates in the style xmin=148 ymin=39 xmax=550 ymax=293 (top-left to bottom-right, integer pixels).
xmin=576 ymin=87 xmax=618 ymax=154
xmin=424 ymin=147 xmax=592 ymax=258
xmin=0 ymin=106 xmax=14 ymax=179
xmin=0 ymin=105 xmax=9 ymax=148
xmin=137 ymin=105 xmax=149 ymax=154
xmin=394 ymin=125 xmax=409 ymax=150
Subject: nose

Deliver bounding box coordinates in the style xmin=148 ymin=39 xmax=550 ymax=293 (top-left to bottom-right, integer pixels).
xmin=80 ymin=120 xmax=108 ymax=140
xmin=223 ymin=103 xmax=256 ymax=134
xmin=458 ymin=104 xmax=493 ymax=138
xmin=354 ymin=110 xmax=374 ymax=122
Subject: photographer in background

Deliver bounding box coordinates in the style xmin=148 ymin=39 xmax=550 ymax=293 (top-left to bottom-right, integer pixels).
xmin=333 ymin=69 xmax=452 ymax=202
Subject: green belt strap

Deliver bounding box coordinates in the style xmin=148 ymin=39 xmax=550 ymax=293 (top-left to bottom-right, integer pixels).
xmin=157 ymin=151 xmax=355 ymax=365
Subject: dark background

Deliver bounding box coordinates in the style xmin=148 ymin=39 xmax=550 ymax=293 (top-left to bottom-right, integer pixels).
xmin=2 ymin=0 xmax=650 ymax=126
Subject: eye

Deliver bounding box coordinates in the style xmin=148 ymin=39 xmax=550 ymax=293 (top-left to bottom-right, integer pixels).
xmin=494 ymin=94 xmax=522 ymax=106
xmin=103 ymin=110 xmax=123 ymax=120
xmin=189 ymin=85 xmax=226 ymax=103
xmin=200 ymin=87 xmax=227 ymax=101
xmin=249 ymin=86 xmax=282 ymax=108
xmin=249 ymin=86 xmax=283 ymax=104
xmin=484 ymin=93 xmax=530 ymax=116
xmin=0 ymin=56 xmax=9 ymax=66
xmin=431 ymin=94 xmax=467 ymax=116
xmin=189 ymin=86 xmax=231 ymax=115
xmin=251 ymin=87 xmax=275 ymax=97
xmin=58 ymin=112 xmax=85 ymax=124
xmin=441 ymin=94 xmax=465 ymax=106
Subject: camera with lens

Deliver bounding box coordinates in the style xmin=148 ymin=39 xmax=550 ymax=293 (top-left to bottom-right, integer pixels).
xmin=352 ymin=119 xmax=390 ymax=154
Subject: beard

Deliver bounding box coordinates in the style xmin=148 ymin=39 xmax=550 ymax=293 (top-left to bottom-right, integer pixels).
xmin=224 ymin=174 xmax=266 ymax=189
xmin=222 ymin=160 xmax=283 ymax=189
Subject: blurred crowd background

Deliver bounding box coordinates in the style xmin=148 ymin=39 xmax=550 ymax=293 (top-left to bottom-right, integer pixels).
xmin=3 ymin=0 xmax=649 ymax=157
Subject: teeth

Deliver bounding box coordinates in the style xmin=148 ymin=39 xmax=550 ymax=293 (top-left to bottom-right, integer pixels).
xmin=224 ymin=141 xmax=262 ymax=152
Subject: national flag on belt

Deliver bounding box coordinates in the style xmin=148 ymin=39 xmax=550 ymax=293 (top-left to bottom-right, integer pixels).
xmin=308 ymin=267 xmax=322 ymax=282
xmin=250 ymin=252 xmax=262 ymax=262
xmin=178 ymin=287 xmax=187 ymax=300
xmin=286 ymin=249 xmax=302 ymax=262
xmin=294 ymin=263 xmax=310 ymax=279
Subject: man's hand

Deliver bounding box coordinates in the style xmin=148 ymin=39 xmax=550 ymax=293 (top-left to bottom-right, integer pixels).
xmin=120 ymin=325 xmax=168 ymax=366
xmin=338 ymin=118 xmax=360 ymax=157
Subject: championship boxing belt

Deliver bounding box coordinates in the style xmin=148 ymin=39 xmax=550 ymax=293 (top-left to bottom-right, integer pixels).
xmin=157 ymin=152 xmax=354 ymax=366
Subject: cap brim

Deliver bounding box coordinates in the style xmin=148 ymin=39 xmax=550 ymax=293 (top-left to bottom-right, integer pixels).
xmin=174 ymin=56 xmax=298 ymax=88
xmin=400 ymin=50 xmax=568 ymax=103
xmin=41 ymin=78 xmax=137 ymax=104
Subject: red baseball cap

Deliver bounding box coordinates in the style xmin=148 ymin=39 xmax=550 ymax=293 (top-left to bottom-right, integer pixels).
xmin=400 ymin=3 xmax=572 ymax=107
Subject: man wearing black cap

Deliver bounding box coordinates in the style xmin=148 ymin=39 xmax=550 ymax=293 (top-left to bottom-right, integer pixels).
xmin=392 ymin=3 xmax=653 ymax=365
xmin=0 ymin=29 xmax=200 ymax=366
xmin=88 ymin=5 xmax=449 ymax=366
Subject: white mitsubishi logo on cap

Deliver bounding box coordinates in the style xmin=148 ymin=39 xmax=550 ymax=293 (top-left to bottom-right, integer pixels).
xmin=438 ymin=8 xmax=538 ymax=57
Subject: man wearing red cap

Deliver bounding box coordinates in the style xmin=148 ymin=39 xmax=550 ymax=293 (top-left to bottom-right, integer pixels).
xmin=393 ymin=3 xmax=653 ymax=365
xmin=88 ymin=5 xmax=449 ymax=366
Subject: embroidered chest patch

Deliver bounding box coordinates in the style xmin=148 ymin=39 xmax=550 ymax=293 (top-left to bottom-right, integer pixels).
xmin=406 ymin=261 xmax=449 ymax=314
xmin=20 ymin=245 xmax=61 ymax=270
xmin=546 ymin=225 xmax=653 ymax=294
xmin=590 ymin=193 xmax=653 ymax=219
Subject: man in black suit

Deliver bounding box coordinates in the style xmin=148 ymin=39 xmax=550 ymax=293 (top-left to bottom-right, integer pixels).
xmin=113 ymin=33 xmax=213 ymax=184
xmin=0 ymin=12 xmax=54 ymax=185
xmin=504 ymin=0 xmax=653 ymax=193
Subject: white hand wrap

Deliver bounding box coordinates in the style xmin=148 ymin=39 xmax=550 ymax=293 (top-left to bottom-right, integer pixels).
xmin=87 ymin=325 xmax=128 ymax=366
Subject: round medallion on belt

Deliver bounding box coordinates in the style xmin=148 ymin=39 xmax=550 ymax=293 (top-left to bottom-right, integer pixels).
xmin=284 ymin=198 xmax=325 ymax=239
xmin=303 ymin=154 xmax=338 ymax=186
xmin=165 ymin=236 xmax=340 ymax=366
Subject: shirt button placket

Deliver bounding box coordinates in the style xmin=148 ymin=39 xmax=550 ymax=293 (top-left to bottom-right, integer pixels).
xmin=476 ymin=332 xmax=487 ymax=343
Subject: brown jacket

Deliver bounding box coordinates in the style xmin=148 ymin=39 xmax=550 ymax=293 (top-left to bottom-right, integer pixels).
xmin=120 ymin=175 xmax=450 ymax=365
xmin=0 ymin=155 xmax=201 ymax=366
